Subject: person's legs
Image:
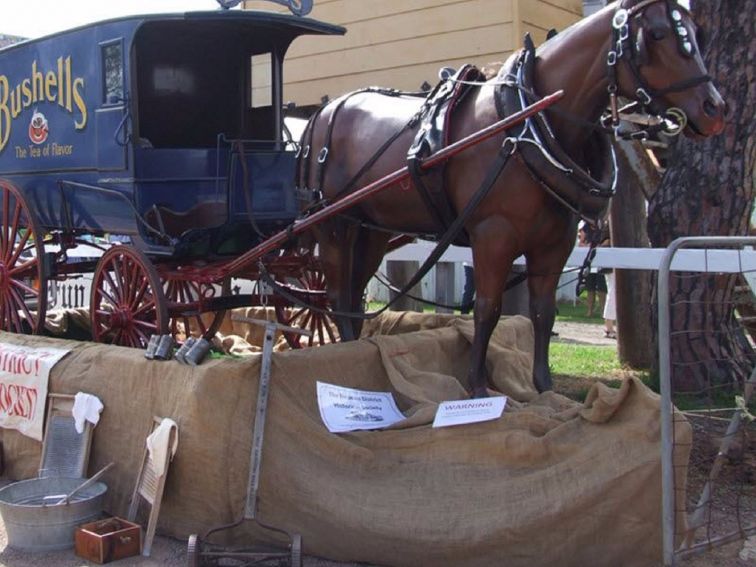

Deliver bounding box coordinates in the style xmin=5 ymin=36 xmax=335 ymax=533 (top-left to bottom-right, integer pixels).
xmin=585 ymin=273 xmax=597 ymax=316
xmin=603 ymin=271 xmax=616 ymax=339
xmin=596 ymin=274 xmax=607 ymax=318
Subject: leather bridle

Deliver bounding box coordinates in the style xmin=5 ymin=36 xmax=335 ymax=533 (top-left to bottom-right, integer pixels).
xmin=606 ymin=0 xmax=713 ymax=137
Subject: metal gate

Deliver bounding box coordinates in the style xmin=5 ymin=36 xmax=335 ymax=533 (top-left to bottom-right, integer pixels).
xmin=658 ymin=236 xmax=756 ymax=566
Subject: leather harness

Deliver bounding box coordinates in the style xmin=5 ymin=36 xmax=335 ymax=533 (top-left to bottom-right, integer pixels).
xmin=296 ymin=0 xmax=713 ymax=233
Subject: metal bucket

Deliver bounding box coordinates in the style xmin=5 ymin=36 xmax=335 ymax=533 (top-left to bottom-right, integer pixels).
xmin=0 ymin=477 xmax=107 ymax=551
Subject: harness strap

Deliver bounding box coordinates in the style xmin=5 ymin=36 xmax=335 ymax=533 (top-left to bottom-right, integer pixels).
xmin=374 ymin=267 xmax=528 ymax=312
xmin=407 ymin=148 xmax=450 ymax=232
xmin=298 ymin=107 xmax=324 ymax=190
xmin=268 ymin=137 xmax=519 ymax=321
xmin=298 ymin=87 xmax=427 ymax=212
xmin=316 ymin=93 xmax=354 ymax=192
xmin=327 ymin=113 xmax=418 ymax=204
xmin=608 ymin=0 xmax=713 ymax=126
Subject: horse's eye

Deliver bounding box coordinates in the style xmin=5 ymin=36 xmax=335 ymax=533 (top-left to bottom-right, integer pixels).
xmin=650 ymin=27 xmax=668 ymax=41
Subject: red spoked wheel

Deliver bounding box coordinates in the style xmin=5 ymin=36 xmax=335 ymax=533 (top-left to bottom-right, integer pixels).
xmin=0 ymin=180 xmax=47 ymax=334
xmin=90 ymin=246 xmax=168 ymax=348
xmin=163 ymin=278 xmax=230 ymax=343
xmin=273 ymin=266 xmax=339 ymax=349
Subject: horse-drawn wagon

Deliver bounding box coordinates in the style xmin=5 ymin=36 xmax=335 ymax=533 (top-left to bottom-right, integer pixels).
xmin=0 ymin=0 xmax=563 ymax=353
xmin=0 ymin=0 xmax=725 ymax=399
xmin=0 ymin=6 xmax=350 ymax=348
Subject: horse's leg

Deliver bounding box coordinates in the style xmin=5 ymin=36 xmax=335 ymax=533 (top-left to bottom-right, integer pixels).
xmin=525 ymin=246 xmax=572 ymax=392
xmin=314 ymin=220 xmax=360 ymax=341
xmin=467 ymin=236 xmax=518 ymax=398
xmin=348 ymin=228 xmax=391 ymax=339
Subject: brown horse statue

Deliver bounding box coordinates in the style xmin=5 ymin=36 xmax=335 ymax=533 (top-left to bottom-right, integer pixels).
xmin=296 ymin=0 xmax=725 ymax=397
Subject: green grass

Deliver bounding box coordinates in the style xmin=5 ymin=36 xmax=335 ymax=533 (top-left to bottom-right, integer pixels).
xmin=549 ymin=343 xmax=622 ymax=378
xmin=555 ymin=300 xmax=605 ymax=324
xmin=549 ymin=341 xmax=652 ymax=402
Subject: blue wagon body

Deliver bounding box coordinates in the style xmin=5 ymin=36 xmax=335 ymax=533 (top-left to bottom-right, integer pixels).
xmin=0 ymin=9 xmax=345 ymax=344
xmin=0 ymin=10 xmax=341 ymax=250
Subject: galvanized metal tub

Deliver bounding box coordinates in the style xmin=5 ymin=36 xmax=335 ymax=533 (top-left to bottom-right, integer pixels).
xmin=0 ymin=477 xmax=107 ymax=551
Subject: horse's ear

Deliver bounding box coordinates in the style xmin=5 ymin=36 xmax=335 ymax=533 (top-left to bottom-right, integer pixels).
xmin=523 ymin=33 xmax=536 ymax=57
xmin=634 ymin=27 xmax=650 ymax=65
xmin=546 ymin=28 xmax=558 ymax=40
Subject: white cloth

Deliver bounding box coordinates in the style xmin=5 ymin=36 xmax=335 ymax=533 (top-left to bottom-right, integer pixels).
xmin=603 ymin=271 xmax=616 ymax=321
xmin=145 ymin=418 xmax=179 ymax=477
xmin=71 ymin=392 xmax=104 ymax=434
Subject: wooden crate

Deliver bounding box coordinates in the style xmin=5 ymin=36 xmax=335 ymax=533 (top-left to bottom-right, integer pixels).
xmin=74 ymin=517 xmax=141 ymax=564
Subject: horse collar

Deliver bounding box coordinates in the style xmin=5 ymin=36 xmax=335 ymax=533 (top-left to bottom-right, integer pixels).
xmin=494 ymin=50 xmax=617 ymax=225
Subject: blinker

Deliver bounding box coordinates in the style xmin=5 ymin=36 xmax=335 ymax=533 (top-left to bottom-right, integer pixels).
xmin=668 ymin=4 xmax=696 ymax=58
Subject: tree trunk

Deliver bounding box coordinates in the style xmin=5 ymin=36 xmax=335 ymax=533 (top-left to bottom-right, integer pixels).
xmin=647 ymin=0 xmax=756 ymax=392
xmin=611 ymin=138 xmax=658 ymax=369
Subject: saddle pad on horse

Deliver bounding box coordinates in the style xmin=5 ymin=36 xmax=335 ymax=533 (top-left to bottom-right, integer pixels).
xmin=407 ymin=65 xmax=487 ymax=241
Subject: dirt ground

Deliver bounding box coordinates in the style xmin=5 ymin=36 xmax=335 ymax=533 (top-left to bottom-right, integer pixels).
xmin=0 ymin=321 xmax=751 ymax=567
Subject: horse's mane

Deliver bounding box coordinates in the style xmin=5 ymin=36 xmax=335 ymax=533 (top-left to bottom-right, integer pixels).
xmin=480 ymin=62 xmax=503 ymax=80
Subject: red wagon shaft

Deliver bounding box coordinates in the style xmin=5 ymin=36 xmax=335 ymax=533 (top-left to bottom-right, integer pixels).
xmin=144 ymin=90 xmax=564 ymax=347
xmin=221 ymin=89 xmax=565 ymax=277
xmin=92 ymin=89 xmax=562 ymax=349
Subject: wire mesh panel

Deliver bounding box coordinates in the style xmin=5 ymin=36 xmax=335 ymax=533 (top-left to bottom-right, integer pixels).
xmin=658 ymin=237 xmax=756 ymax=566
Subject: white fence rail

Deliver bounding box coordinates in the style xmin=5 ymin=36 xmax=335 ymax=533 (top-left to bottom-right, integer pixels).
xmin=370 ymin=241 xmax=756 ymax=305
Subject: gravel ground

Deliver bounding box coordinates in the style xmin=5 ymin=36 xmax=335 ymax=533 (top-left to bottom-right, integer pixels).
xmin=0 ymin=519 xmax=364 ymax=567
xmin=0 ymin=322 xmax=750 ymax=566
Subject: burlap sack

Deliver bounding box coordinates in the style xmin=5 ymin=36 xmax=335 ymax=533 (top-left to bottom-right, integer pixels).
xmin=0 ymin=314 xmax=689 ymax=567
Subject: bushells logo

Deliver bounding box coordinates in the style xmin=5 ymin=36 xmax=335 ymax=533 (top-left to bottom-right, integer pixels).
xmin=28 ymin=110 xmax=48 ymax=144
xmin=0 ymin=56 xmax=88 ymax=154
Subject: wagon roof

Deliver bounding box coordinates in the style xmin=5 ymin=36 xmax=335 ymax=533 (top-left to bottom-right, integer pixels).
xmin=0 ymin=9 xmax=345 ymax=51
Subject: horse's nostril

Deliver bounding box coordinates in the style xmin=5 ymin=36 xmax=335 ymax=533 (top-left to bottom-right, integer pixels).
xmin=703 ymin=99 xmax=719 ymax=118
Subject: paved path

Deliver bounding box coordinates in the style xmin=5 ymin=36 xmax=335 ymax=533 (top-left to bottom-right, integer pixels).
xmin=552 ymin=320 xmax=617 ymax=346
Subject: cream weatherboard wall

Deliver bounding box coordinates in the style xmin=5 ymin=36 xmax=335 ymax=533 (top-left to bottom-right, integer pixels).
xmin=243 ymin=0 xmax=583 ymax=107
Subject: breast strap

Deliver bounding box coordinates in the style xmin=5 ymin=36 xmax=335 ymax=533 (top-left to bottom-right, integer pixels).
xmin=494 ymin=42 xmax=617 ymax=224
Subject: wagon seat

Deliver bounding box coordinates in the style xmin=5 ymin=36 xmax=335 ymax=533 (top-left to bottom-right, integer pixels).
xmin=132 ymin=12 xmax=343 ymax=258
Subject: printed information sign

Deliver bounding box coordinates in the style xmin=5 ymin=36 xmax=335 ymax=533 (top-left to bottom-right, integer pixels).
xmin=317 ymin=381 xmax=406 ymax=433
xmin=0 ymin=343 xmax=70 ymax=441
xmin=432 ymin=396 xmax=507 ymax=428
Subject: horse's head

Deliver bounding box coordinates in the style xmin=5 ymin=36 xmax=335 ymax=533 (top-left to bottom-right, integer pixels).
xmin=612 ymin=0 xmax=726 ymax=137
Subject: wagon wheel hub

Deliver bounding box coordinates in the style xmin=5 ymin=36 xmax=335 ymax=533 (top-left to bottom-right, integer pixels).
xmin=109 ymin=307 xmax=133 ymax=329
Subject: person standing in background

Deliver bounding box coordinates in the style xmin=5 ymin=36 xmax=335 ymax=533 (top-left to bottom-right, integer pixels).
xmin=603 ymin=268 xmax=617 ymax=339
xmin=577 ymin=222 xmax=606 ymax=318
